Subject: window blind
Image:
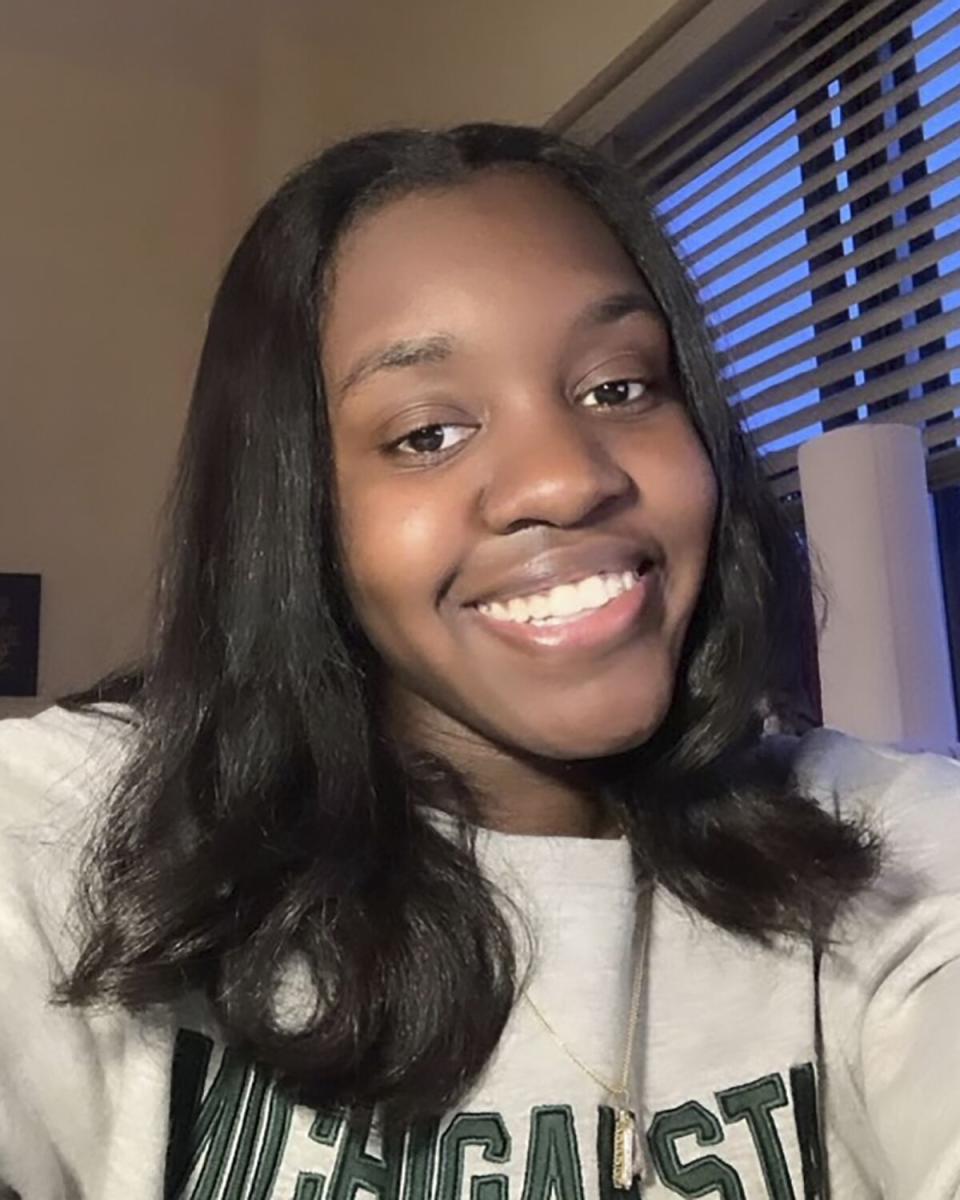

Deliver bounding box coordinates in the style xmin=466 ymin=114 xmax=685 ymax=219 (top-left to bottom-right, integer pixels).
xmin=614 ymin=0 xmax=960 ymax=497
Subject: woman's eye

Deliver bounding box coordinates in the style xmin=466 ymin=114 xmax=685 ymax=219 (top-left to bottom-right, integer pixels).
xmin=579 ymin=379 xmax=650 ymax=409
xmin=392 ymin=423 xmax=474 ymax=457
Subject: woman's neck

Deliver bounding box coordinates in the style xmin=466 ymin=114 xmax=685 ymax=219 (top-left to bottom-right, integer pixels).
xmin=392 ymin=703 xmax=620 ymax=838
xmin=458 ymin=738 xmax=623 ymax=836
xmin=473 ymin=763 xmax=621 ymax=838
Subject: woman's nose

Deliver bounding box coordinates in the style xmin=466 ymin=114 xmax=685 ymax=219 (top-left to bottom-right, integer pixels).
xmin=478 ymin=409 xmax=635 ymax=534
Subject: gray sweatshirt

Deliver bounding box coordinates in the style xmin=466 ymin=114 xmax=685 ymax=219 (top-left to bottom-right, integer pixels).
xmin=0 ymin=705 xmax=958 ymax=1199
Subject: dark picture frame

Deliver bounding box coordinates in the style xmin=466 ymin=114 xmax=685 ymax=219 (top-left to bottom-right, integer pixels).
xmin=0 ymin=573 xmax=41 ymax=697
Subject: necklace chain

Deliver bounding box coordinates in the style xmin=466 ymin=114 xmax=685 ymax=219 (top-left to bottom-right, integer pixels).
xmin=522 ymin=883 xmax=652 ymax=1103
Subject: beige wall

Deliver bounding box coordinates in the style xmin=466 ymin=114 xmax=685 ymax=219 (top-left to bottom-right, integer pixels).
xmin=1 ymin=0 xmax=682 ymax=712
xmin=0 ymin=45 xmax=230 ymax=712
xmin=240 ymin=0 xmax=684 ymax=196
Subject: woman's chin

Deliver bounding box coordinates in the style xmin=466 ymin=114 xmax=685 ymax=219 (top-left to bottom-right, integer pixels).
xmin=509 ymin=708 xmax=666 ymax=763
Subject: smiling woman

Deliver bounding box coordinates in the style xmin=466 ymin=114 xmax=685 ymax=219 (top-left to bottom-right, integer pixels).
xmin=1 ymin=124 xmax=959 ymax=1200
xmin=325 ymin=172 xmax=716 ymax=771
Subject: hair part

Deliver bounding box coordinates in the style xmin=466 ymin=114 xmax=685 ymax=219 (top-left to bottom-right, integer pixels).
xmin=61 ymin=124 xmax=880 ymax=1123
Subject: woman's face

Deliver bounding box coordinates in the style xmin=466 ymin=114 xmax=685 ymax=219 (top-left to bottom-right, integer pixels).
xmin=323 ymin=169 xmax=717 ymax=761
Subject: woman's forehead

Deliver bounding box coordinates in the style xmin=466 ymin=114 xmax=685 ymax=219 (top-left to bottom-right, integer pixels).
xmin=322 ymin=170 xmax=662 ymax=362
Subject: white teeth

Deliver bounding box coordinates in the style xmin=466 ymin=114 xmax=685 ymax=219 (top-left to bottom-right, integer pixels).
xmin=506 ymin=596 xmax=530 ymax=622
xmin=552 ymin=584 xmax=580 ymax=616
xmin=604 ymin=575 xmax=624 ymax=601
xmin=529 ymin=594 xmax=551 ymax=620
xmin=579 ymin=576 xmax=609 ymax=609
xmin=476 ymin=569 xmax=644 ymax=625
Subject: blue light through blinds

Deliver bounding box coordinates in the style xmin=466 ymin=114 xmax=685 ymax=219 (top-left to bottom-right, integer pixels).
xmin=632 ymin=0 xmax=960 ymax=497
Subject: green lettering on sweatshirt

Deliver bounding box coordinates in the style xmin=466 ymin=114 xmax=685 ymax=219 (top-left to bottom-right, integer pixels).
xmin=164 ymin=1029 xmax=253 ymax=1200
xmin=293 ymin=1110 xmax=345 ymax=1200
xmin=521 ymin=1105 xmax=585 ymax=1200
xmin=221 ymin=1066 xmax=272 ymax=1197
xmin=326 ymin=1108 xmax=405 ymax=1200
xmin=596 ymin=1106 xmax=644 ymax=1200
xmin=246 ymin=1083 xmax=293 ymax=1200
xmin=717 ymin=1074 xmax=795 ymax=1200
xmin=166 ymin=1025 xmax=822 ymax=1200
xmin=436 ymin=1112 xmax=511 ymax=1200
xmin=166 ymin=1030 xmax=213 ymax=1197
xmin=403 ymin=1120 xmax=442 ymax=1200
xmin=293 ymin=1179 xmax=324 ymax=1200
xmin=788 ymin=1064 xmax=827 ymax=1200
xmin=648 ymin=1101 xmax=746 ymax=1199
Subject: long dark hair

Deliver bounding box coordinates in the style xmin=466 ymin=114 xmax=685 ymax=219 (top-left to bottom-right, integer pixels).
xmin=62 ymin=124 xmax=879 ymax=1123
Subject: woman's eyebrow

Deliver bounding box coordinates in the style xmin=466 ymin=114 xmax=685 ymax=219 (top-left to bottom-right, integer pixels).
xmin=331 ymin=292 xmax=660 ymax=403
xmin=574 ymin=290 xmax=663 ymax=330
xmin=333 ymin=334 xmax=455 ymax=404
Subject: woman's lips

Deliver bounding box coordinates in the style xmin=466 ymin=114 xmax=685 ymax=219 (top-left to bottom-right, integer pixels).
xmin=466 ymin=568 xmax=655 ymax=653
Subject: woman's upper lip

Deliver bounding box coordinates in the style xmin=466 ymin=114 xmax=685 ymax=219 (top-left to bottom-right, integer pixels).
xmin=460 ymin=540 xmax=660 ymax=607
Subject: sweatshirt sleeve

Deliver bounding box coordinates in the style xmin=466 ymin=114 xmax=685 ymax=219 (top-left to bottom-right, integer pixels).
xmin=0 ymin=706 xmax=133 ymax=1197
xmin=807 ymin=733 xmax=960 ymax=1199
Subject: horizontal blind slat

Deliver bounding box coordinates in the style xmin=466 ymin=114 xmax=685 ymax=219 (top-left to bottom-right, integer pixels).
xmin=705 ymin=184 xmax=960 ymax=324
xmin=610 ymin=0 xmax=960 ymax=496
xmin=686 ymin=104 xmax=960 ymax=278
xmin=694 ymin=120 xmax=960 ymax=291
xmin=668 ymin=29 xmax=960 ymax=242
xmin=720 ymin=213 xmax=960 ymax=355
xmin=759 ymin=379 xmax=960 ymax=473
xmin=635 ymin=0 xmax=905 ymax=189
xmin=731 ymin=264 xmax=960 ymax=393
xmin=770 ymin=469 xmax=802 ymax=498
xmin=749 ymin=350 xmax=960 ymax=447
xmin=630 ymin=0 xmax=895 ymax=180
xmin=661 ymin=26 xmax=924 ymax=225
xmin=736 ymin=307 xmax=959 ymax=422
xmin=928 ymin=444 xmax=960 ymax=489
xmin=924 ymin=415 xmax=960 ymax=446
xmin=864 ymin=388 xmax=960 ymax=430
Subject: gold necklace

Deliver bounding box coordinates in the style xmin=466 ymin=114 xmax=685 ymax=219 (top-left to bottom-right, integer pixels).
xmin=522 ymin=885 xmax=652 ymax=1190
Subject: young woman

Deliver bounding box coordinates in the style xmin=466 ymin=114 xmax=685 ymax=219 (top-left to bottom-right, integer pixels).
xmin=0 ymin=124 xmax=957 ymax=1200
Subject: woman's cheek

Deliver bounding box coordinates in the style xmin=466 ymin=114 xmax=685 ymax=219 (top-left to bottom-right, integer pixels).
xmin=338 ymin=478 xmax=452 ymax=628
xmin=661 ymin=425 xmax=718 ymax=544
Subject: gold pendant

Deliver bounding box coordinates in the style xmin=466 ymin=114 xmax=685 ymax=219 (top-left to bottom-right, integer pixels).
xmin=612 ymin=1107 xmax=638 ymax=1190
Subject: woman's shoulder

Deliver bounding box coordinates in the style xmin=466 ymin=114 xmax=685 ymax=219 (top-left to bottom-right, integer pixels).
xmin=0 ymin=702 xmax=135 ymax=820
xmin=792 ymin=724 xmax=960 ymax=794
xmin=793 ymin=732 xmax=960 ymax=1192
xmin=792 ymin=726 xmax=960 ymax=892
xmin=0 ymin=706 xmax=168 ymax=1197
xmin=0 ymin=704 xmax=136 ymax=920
